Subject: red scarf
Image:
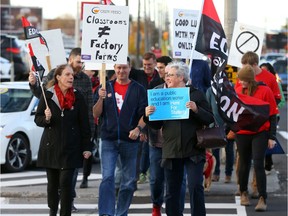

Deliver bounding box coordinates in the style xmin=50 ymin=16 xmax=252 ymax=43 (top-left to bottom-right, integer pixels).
xmin=54 ymin=83 xmax=75 ymax=110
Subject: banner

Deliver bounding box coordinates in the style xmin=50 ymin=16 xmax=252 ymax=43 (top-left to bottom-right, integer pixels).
xmin=195 ymin=0 xmax=270 ymax=132
xmin=211 ymin=71 xmax=270 ymax=132
xmin=194 ymin=0 xmax=228 ymax=76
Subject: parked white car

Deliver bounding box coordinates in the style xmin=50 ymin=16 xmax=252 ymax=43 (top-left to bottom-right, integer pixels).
xmin=0 ymin=82 xmax=43 ymax=172
xmin=0 ymin=56 xmax=11 ymax=80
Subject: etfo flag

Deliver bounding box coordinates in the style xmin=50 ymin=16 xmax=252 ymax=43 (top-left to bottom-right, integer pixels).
xmin=211 ymin=71 xmax=270 ymax=132
xmin=195 ymin=0 xmax=228 ymax=75
xmin=196 ymin=0 xmax=270 ymax=132
xmin=21 ymin=16 xmax=49 ymax=51
xmin=27 ymin=43 xmax=45 ymax=79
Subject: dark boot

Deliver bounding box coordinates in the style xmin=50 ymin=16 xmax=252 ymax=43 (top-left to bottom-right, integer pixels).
xmin=80 ymin=176 xmax=88 ymax=188
xmin=49 ymin=209 xmax=57 ymax=216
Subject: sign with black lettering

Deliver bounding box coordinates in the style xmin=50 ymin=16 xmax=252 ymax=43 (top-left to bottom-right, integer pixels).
xmin=173 ymin=9 xmax=200 ymax=59
xmin=81 ymin=5 xmax=129 ymax=64
xmin=228 ymin=22 xmax=265 ymax=68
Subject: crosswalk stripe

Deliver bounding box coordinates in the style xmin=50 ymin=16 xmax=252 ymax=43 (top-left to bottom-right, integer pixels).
xmin=0 ymin=198 xmax=246 ymax=216
xmin=0 ymin=171 xmax=45 ymax=180
xmin=0 ymin=174 xmax=102 ymax=187
xmin=278 ymin=130 xmax=288 ymax=140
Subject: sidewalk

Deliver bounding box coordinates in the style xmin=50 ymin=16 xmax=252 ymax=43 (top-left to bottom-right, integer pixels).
xmin=0 ymin=163 xmax=280 ymax=200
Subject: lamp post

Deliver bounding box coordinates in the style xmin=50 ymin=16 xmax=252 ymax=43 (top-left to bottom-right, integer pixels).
xmin=224 ymin=0 xmax=237 ymax=49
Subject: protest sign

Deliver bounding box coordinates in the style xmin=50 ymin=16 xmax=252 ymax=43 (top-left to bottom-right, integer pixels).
xmin=228 ymin=22 xmax=265 ymax=68
xmin=172 ymin=9 xmax=200 ymax=59
xmin=147 ymin=87 xmax=190 ymax=121
xmin=81 ymin=4 xmax=129 ymax=64
xmin=27 ymin=29 xmax=66 ymax=76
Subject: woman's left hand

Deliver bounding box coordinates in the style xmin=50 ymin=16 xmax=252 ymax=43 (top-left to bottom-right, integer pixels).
xmin=186 ymin=101 xmax=198 ymax=113
xmin=83 ymin=151 xmax=92 ymax=159
xmin=267 ymin=139 xmax=276 ymax=149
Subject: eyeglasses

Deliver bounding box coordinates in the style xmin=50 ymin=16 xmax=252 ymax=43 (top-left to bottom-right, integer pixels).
xmin=166 ymin=73 xmax=178 ymax=77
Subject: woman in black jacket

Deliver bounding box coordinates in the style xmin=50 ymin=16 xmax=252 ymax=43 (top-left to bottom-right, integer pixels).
xmin=144 ymin=61 xmax=214 ymax=216
xmin=35 ymin=64 xmax=92 ymax=216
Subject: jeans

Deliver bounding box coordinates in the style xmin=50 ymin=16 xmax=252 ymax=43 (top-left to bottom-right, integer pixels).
xmin=98 ymin=139 xmax=139 ymax=216
xmin=149 ymin=146 xmax=187 ymax=213
xmin=164 ymin=157 xmax=206 ymax=216
xmin=236 ymin=131 xmax=268 ymax=199
xmin=149 ymin=146 xmax=164 ymax=207
xmin=115 ymin=156 xmax=122 ymax=189
xmin=139 ymin=141 xmax=150 ymax=174
xmin=212 ymin=139 xmax=234 ymax=176
xmin=46 ymin=168 xmax=75 ymax=216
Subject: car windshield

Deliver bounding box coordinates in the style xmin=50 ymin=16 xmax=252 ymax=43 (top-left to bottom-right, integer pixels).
xmin=0 ymin=88 xmax=33 ymax=113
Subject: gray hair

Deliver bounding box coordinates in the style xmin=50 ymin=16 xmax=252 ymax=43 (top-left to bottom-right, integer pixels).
xmin=168 ymin=61 xmax=190 ymax=83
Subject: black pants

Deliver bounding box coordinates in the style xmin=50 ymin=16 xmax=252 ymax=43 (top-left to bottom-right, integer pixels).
xmin=46 ymin=168 xmax=75 ymax=216
xmin=236 ymin=131 xmax=268 ymax=199
xmin=82 ymin=157 xmax=93 ymax=178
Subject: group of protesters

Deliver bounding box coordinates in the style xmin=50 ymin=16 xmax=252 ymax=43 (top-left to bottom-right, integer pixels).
xmin=29 ymin=48 xmax=283 ymax=216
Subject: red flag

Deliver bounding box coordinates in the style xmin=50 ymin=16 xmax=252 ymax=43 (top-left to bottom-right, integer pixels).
xmin=100 ymin=0 xmax=115 ymax=5
xmin=195 ymin=0 xmax=228 ymax=76
xmin=27 ymin=43 xmax=45 ymax=79
xmin=21 ymin=16 xmax=49 ymax=51
xmin=197 ymin=0 xmax=270 ymax=132
xmin=211 ymin=71 xmax=270 ymax=132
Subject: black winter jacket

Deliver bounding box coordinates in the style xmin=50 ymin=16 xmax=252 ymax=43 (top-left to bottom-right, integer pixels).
xmin=35 ymin=87 xmax=92 ymax=169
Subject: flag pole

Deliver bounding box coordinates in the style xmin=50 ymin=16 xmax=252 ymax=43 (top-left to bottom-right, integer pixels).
xmin=100 ymin=63 xmax=106 ymax=90
xmin=46 ymin=54 xmax=52 ymax=72
xmin=37 ymin=72 xmax=49 ymax=108
xmin=26 ymin=42 xmax=48 ymax=107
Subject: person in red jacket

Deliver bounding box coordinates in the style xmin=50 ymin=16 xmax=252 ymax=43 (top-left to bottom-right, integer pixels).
xmin=235 ymin=51 xmax=282 ymax=198
xmin=235 ymin=65 xmax=278 ymax=212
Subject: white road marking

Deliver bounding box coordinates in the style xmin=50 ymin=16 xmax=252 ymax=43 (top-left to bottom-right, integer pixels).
xmin=0 ymin=200 xmax=247 ymax=216
xmin=278 ymin=130 xmax=288 ymax=140
xmin=0 ymin=173 xmax=102 ymax=187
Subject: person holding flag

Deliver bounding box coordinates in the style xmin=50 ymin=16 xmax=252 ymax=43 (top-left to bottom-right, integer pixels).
xmin=28 ymin=48 xmax=94 ymax=212
xmin=235 ymin=65 xmax=278 ymax=211
xmin=34 ymin=64 xmax=92 ymax=216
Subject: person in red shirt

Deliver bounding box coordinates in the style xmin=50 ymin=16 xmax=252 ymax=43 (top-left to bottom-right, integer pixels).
xmin=235 ymin=65 xmax=278 ymax=212
xmin=234 ymin=51 xmax=281 ymax=198
xmin=235 ymin=51 xmax=281 ymax=104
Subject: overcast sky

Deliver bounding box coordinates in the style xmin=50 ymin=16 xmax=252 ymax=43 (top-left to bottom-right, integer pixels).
xmin=10 ymin=0 xmax=288 ymax=32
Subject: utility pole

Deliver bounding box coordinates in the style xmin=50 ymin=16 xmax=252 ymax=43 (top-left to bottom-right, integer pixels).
xmin=136 ymin=0 xmax=141 ymax=67
xmin=224 ymin=0 xmax=237 ymax=49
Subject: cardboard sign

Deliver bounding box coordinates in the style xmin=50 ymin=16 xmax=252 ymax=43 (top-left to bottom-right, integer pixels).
xmin=172 ymin=9 xmax=200 ymax=59
xmin=81 ymin=4 xmax=129 ymax=64
xmin=27 ymin=29 xmax=67 ymax=76
xmin=228 ymin=22 xmax=265 ymax=68
xmin=147 ymin=87 xmax=190 ymax=121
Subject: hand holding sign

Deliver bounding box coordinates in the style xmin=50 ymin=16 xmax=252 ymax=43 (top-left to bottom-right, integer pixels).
xmin=145 ymin=105 xmax=156 ymax=117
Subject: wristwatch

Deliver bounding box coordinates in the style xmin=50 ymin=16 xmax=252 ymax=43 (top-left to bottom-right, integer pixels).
xmin=136 ymin=125 xmax=142 ymax=132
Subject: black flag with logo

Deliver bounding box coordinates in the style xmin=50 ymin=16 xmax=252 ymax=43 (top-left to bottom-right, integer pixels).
xmin=195 ymin=0 xmax=270 ymax=132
